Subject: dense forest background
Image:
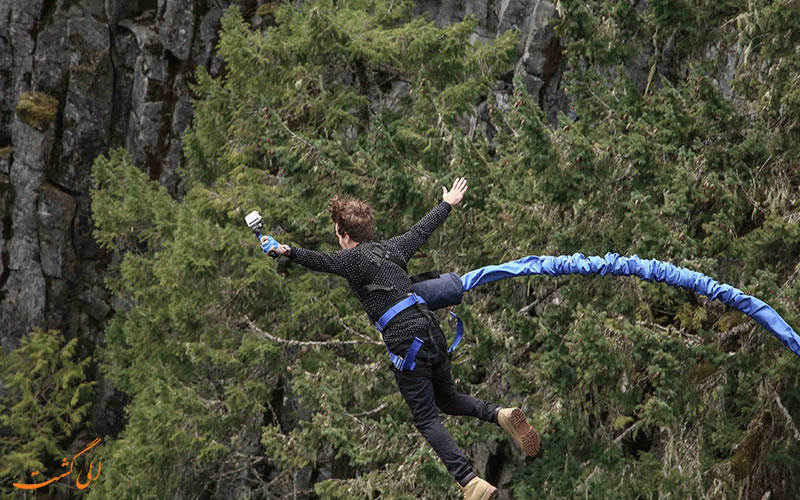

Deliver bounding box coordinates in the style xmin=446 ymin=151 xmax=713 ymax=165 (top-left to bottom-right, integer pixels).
xmin=2 ymin=0 xmax=799 ymax=499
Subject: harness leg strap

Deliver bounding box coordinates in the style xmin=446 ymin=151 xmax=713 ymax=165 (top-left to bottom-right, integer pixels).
xmin=447 ymin=310 xmax=463 ymax=353
xmin=389 ymin=336 xmax=425 ymax=371
xmin=401 ymin=337 xmax=424 ymax=371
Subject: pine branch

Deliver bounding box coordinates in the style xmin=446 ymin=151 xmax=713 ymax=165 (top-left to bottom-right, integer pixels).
xmin=246 ymin=318 xmax=383 ymax=346
xmin=613 ymin=420 xmax=643 ymax=443
xmin=335 ymin=316 xmax=380 ymax=343
xmin=774 ymin=392 xmax=800 ymax=443
xmin=349 ymin=402 xmax=389 ymax=418
xmin=374 ymin=120 xmax=435 ymax=181
xmin=634 ymin=320 xmax=704 ymax=347
xmin=269 ymin=109 xmax=320 ymax=157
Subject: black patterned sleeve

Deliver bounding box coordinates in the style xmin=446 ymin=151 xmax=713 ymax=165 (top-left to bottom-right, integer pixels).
xmin=385 ymin=201 xmax=452 ymax=261
xmin=287 ymin=246 xmax=357 ymax=278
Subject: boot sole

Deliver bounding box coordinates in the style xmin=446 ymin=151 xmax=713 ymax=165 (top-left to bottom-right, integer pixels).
xmin=481 ymin=486 xmax=498 ymax=500
xmin=508 ymin=408 xmax=540 ymax=457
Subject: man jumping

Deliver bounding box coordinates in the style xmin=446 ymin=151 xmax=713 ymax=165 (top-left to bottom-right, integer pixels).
xmin=265 ymin=177 xmax=539 ymax=500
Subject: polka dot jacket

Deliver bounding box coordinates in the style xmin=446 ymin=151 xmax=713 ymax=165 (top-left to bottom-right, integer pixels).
xmin=287 ymin=201 xmax=452 ymax=351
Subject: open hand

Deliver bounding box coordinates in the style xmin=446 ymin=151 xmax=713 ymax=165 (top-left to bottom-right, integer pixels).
xmin=442 ymin=177 xmax=468 ymax=206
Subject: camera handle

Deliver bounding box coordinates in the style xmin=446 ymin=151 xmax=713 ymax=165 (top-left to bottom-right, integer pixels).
xmin=245 ymin=210 xmax=280 ymax=259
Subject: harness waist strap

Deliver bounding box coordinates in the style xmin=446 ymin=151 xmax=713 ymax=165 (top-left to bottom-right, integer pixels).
xmin=376 ymin=293 xmax=464 ymax=372
xmin=374 ymin=293 xmax=427 ymax=332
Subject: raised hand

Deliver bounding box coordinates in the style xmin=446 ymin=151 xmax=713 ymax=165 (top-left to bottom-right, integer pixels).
xmin=442 ymin=176 xmax=468 ymax=207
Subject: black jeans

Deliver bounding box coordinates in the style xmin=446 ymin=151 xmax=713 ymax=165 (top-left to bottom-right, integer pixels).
xmin=390 ymin=312 xmax=501 ymax=487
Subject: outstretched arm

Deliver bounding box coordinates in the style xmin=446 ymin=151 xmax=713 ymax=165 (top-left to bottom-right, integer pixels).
xmin=386 ymin=177 xmax=468 ymax=261
xmin=267 ymin=241 xmax=355 ymax=277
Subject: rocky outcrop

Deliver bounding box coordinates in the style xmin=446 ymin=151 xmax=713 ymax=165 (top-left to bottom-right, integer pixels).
xmin=0 ymin=0 xmax=224 ymax=348
xmin=0 ymin=93 xmax=56 ymax=353
xmin=421 ymin=0 xmax=569 ymax=125
xmin=0 ymin=0 xmax=234 ymax=441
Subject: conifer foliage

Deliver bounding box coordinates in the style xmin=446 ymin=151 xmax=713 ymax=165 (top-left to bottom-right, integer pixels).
xmin=89 ymin=1 xmax=518 ymax=499
xmin=0 ymin=329 xmax=95 ymax=497
xmin=85 ymin=1 xmax=799 ymax=499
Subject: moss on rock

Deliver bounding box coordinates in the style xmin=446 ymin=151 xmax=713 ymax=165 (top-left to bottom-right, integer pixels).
xmin=16 ymin=92 xmax=59 ymax=131
xmin=257 ymin=2 xmax=281 ymax=17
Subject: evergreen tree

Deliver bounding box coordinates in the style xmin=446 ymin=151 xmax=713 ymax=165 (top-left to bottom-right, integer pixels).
xmin=89 ymin=2 xmax=517 ymax=499
xmin=0 ymin=328 xmax=95 ymax=499
xmin=87 ymin=0 xmax=800 ymax=499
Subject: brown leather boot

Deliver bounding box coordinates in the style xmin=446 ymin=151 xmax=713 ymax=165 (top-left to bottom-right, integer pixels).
xmin=462 ymin=476 xmax=497 ymax=500
xmin=497 ymin=407 xmax=540 ymax=457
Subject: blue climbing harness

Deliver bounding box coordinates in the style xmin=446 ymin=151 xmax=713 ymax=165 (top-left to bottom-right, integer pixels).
xmin=356 ymin=243 xmax=465 ymax=371
xmin=373 ymin=292 xmax=463 ymax=371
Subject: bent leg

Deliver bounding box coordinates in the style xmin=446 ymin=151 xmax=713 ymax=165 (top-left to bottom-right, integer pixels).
xmin=394 ymin=368 xmax=477 ymax=487
xmin=432 ymin=355 xmax=501 ymax=422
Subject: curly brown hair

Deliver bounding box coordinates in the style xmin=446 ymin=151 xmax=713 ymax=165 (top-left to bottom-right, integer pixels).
xmin=329 ymin=194 xmax=374 ymax=242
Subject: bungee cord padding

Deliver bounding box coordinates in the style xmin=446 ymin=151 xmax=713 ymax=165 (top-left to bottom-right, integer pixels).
xmin=459 ymin=253 xmax=800 ymax=357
